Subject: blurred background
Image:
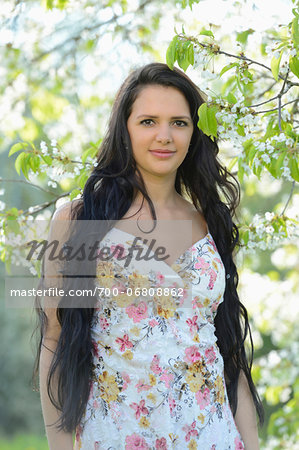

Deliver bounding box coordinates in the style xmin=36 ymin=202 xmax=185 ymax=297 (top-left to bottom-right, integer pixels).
xmin=0 ymin=0 xmax=298 ymax=448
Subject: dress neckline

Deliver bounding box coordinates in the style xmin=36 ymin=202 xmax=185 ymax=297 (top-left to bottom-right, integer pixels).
xmin=109 ymin=227 xmax=211 ymax=271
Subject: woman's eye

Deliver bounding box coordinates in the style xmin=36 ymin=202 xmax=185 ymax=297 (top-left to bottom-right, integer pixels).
xmin=174 ymin=120 xmax=187 ymax=127
xmin=141 ymin=119 xmax=154 ymax=126
xmin=140 ymin=119 xmax=188 ymax=127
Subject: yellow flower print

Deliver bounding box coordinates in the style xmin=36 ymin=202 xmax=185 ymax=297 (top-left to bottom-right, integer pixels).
xmin=203 ymin=298 xmax=210 ymax=307
xmin=188 ymin=439 xmax=197 ymax=450
xmin=149 ymin=374 xmax=156 ymax=386
xmin=192 ymin=334 xmax=200 ymax=342
xmin=115 ymin=292 xmax=133 ymax=307
xmin=186 ymin=371 xmax=205 ymax=393
xmin=197 ymin=414 xmax=205 ymax=424
xmin=128 ymin=271 xmax=150 ymax=290
xmin=147 ymin=393 xmax=157 ymax=403
xmin=96 ymin=262 xmax=115 ymax=289
xmin=212 ymin=260 xmax=218 ymax=270
xmin=169 ymin=433 xmax=179 ymax=444
xmin=155 ymin=294 xmax=176 ymax=318
xmin=215 ymin=375 xmax=225 ymax=404
xmin=122 ymin=350 xmax=133 ymax=360
xmin=98 ymin=371 xmax=120 ymax=403
xmin=130 ymin=326 xmax=141 ymax=336
xmin=139 ymin=417 xmax=150 ymax=428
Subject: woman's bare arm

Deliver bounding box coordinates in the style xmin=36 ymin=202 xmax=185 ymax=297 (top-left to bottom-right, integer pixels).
xmin=235 ymin=371 xmax=260 ymax=450
xmin=39 ymin=202 xmax=76 ymax=449
xmin=39 ymin=308 xmax=74 ymax=450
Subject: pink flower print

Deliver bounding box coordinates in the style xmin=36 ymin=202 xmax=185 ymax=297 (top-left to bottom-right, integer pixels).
xmin=149 ymin=318 xmax=159 ymax=328
xmin=208 ymin=237 xmax=217 ymax=253
xmin=121 ymin=372 xmax=131 ymax=391
xmin=130 ymin=399 xmax=149 ymax=419
xmin=182 ymin=421 xmax=198 ymax=442
xmin=135 ymin=379 xmax=152 ymax=392
xmin=125 ymin=433 xmax=149 ymax=450
xmin=168 ymin=394 xmax=176 ymax=416
xmin=186 ymin=315 xmax=199 ymax=334
xmin=91 ymin=339 xmax=99 ymax=358
xmin=204 ymin=347 xmax=216 ymax=364
xmin=156 ymin=271 xmax=165 ymax=286
xmin=111 ymin=282 xmax=126 ymax=295
xmin=99 ymin=316 xmax=109 ymax=330
xmin=115 ymin=333 xmax=133 ymax=352
xmin=192 ymin=297 xmax=203 ymax=309
xmin=110 ymin=243 xmax=126 ymax=259
xmin=93 ymin=399 xmax=99 ymax=409
xmin=126 ymin=301 xmax=148 ymax=323
xmin=94 ymin=442 xmax=101 ymax=450
xmin=75 ymin=424 xmax=83 ymax=442
xmin=234 ymin=436 xmax=244 ymax=450
xmin=150 ymin=354 xmax=162 ymax=374
xmin=155 ymin=437 xmax=168 ymax=449
xmin=211 ymin=301 xmax=218 ymax=313
xmin=184 ymin=345 xmax=201 ymax=364
xmin=195 ymin=387 xmax=210 ymax=409
xmin=194 ymin=257 xmax=210 ymax=273
xmin=208 ymin=269 xmax=217 ymax=290
xmin=160 ymin=370 xmax=174 ymax=388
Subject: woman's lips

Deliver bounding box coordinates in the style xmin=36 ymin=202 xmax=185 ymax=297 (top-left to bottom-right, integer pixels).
xmin=149 ymin=150 xmax=176 ymax=158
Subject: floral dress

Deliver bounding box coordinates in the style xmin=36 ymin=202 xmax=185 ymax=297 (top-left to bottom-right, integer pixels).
xmin=74 ymin=227 xmax=245 ymax=450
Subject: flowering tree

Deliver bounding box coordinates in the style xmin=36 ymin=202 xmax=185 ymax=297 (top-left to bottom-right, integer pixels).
xmin=0 ymin=0 xmax=298 ymax=447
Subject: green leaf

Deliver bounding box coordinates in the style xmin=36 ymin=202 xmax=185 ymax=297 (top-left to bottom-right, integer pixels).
xmin=228 ymin=157 xmax=238 ymax=171
xmin=15 ymin=152 xmax=27 ymax=176
xmin=271 ymin=51 xmax=282 ymax=81
xmin=199 ymin=29 xmax=214 ymax=38
xmin=274 ymin=151 xmax=286 ymax=177
xmin=187 ymin=43 xmax=194 ymax=66
xmin=78 ymin=171 xmax=89 ymax=190
xmin=292 ymin=15 xmax=299 ymax=47
xmin=226 ymin=92 xmax=237 ymax=104
xmin=243 ymin=230 xmax=249 ymax=245
xmin=41 ymin=155 xmax=53 ymax=165
xmin=29 ymin=155 xmax=41 ymax=172
xmin=166 ymin=36 xmax=178 ymax=70
xmin=197 ymin=103 xmax=218 ymax=140
xmin=236 ymin=124 xmax=245 ymax=137
xmin=238 ymin=158 xmax=245 ymax=183
xmin=9 ymin=142 xmax=29 ymax=157
xmin=236 ymin=29 xmax=254 ymax=45
xmin=8 ymin=142 xmax=29 ymax=156
xmin=289 ymin=56 xmax=299 ymax=78
xmin=219 ymin=63 xmax=238 ymax=77
xmin=177 ymin=41 xmax=191 ymax=71
xmin=70 ymin=188 xmax=81 ymax=201
xmin=82 ymin=146 xmax=98 ymax=164
xmin=289 ymin=156 xmax=299 ymax=181
xmin=46 ymin=0 xmax=54 ymax=8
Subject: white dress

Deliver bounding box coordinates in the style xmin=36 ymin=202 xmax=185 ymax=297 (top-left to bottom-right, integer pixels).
xmin=74 ymin=227 xmax=245 ymax=450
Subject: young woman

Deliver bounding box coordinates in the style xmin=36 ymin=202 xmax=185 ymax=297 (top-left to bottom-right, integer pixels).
xmin=35 ymin=62 xmax=263 ymax=449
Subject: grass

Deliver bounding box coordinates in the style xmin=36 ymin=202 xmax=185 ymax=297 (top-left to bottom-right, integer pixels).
xmin=0 ymin=434 xmax=49 ymax=450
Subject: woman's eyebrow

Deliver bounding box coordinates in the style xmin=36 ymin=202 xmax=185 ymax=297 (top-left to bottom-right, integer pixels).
xmin=136 ymin=114 xmax=192 ymax=120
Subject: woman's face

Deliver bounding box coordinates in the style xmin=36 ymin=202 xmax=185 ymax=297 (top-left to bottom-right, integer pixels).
xmin=127 ymin=84 xmax=194 ymax=179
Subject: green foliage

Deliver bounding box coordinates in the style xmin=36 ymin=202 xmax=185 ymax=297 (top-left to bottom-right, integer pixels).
xmin=0 ymin=1 xmax=299 ymax=448
xmin=197 ymin=103 xmax=218 ymax=140
xmin=0 ymin=434 xmax=48 ymax=450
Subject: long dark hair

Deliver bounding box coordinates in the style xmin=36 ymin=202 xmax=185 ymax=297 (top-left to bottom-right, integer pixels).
xmin=33 ymin=62 xmax=264 ymax=432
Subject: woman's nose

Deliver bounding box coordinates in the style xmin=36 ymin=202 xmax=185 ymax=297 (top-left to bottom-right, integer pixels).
xmin=156 ymin=125 xmax=173 ymax=144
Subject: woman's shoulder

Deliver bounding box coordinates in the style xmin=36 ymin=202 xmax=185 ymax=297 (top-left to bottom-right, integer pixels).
xmin=53 ymin=198 xmax=83 ymax=221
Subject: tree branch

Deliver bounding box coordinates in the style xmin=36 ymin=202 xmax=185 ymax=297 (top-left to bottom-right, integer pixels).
xmin=0 ymin=178 xmax=57 ymax=196
xmin=252 ymin=99 xmax=299 ymax=115
xmin=281 ymin=181 xmax=296 ymax=216
xmin=22 ymin=192 xmax=71 ymax=216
